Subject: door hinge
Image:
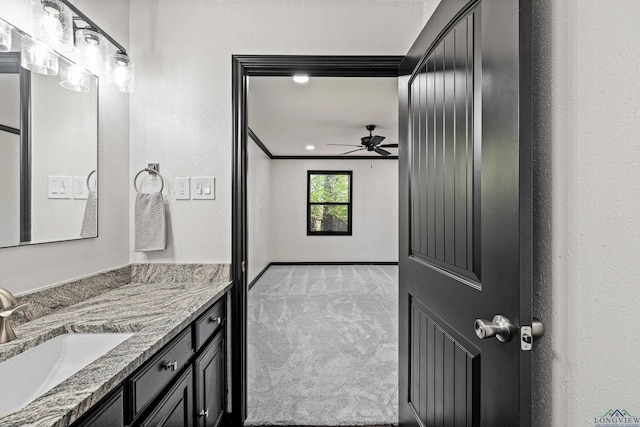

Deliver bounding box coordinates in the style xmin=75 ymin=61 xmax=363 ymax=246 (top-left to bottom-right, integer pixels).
xmin=520 ymin=319 xmax=545 ymax=351
xmin=241 ymin=261 xmax=246 ymax=273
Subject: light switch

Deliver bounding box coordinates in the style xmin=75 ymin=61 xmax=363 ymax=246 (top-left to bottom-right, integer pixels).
xmin=191 ymin=177 xmax=215 ymax=200
xmin=48 ymin=176 xmax=72 ymax=199
xmin=73 ymin=176 xmax=88 ymax=199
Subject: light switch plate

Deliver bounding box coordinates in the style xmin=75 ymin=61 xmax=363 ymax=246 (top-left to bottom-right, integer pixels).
xmin=73 ymin=176 xmax=88 ymax=199
xmin=175 ymin=177 xmax=190 ymax=200
xmin=48 ymin=176 xmax=72 ymax=199
xmin=191 ymin=177 xmax=215 ymax=200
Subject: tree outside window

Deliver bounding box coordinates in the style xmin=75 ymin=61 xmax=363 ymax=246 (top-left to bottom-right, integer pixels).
xmin=307 ymin=171 xmax=352 ymax=235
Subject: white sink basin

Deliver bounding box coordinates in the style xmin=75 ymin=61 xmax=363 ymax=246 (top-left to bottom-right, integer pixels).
xmin=0 ymin=332 xmax=133 ymax=418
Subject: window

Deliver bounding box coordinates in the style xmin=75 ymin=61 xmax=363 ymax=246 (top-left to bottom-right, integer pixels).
xmin=307 ymin=171 xmax=352 ymax=235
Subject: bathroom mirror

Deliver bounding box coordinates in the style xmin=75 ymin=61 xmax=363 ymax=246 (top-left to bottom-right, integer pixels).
xmin=0 ymin=17 xmax=98 ymax=248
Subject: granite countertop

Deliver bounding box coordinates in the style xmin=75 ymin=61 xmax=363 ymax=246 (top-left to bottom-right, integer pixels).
xmin=0 ymin=279 xmax=232 ymax=427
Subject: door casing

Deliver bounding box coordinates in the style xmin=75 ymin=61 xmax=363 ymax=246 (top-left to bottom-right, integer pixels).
xmin=230 ymin=55 xmax=402 ymax=426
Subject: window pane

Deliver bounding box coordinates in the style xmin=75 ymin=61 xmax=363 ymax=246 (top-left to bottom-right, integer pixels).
xmin=309 ymin=204 xmax=350 ymax=232
xmin=309 ymin=173 xmax=350 ymax=203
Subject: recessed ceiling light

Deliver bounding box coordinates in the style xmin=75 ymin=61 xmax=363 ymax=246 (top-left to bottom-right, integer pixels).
xmin=306 ymin=145 xmax=315 ymax=150
xmin=293 ymin=75 xmax=310 ymax=84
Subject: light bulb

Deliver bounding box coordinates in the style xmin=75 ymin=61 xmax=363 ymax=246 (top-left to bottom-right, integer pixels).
xmin=109 ymin=51 xmax=135 ymax=93
xmin=293 ymin=75 xmax=310 ymax=84
xmin=60 ymin=64 xmax=90 ymax=92
xmin=21 ymin=38 xmax=59 ymax=75
xmin=75 ymin=29 xmax=107 ymax=76
xmin=31 ymin=0 xmax=73 ymax=52
xmin=0 ymin=21 xmax=12 ymax=52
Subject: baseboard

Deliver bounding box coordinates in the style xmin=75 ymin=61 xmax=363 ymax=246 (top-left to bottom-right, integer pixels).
xmin=270 ymin=261 xmax=399 ymax=266
xmin=248 ymin=261 xmax=399 ymax=291
xmin=248 ymin=263 xmax=272 ymax=291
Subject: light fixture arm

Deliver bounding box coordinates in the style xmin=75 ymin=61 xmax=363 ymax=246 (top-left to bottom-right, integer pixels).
xmin=60 ymin=0 xmax=127 ymax=54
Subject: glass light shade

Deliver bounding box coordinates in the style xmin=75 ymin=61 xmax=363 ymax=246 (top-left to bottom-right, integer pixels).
xmin=108 ymin=52 xmax=135 ymax=93
xmin=60 ymin=64 xmax=91 ymax=92
xmin=21 ymin=37 xmax=59 ymax=75
xmin=31 ymin=0 xmax=73 ymax=52
xmin=75 ymin=28 xmax=108 ymax=76
xmin=0 ymin=21 xmax=12 ymax=52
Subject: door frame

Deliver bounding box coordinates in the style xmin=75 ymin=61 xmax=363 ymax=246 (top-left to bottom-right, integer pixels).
xmin=231 ymin=54 xmax=402 ymax=426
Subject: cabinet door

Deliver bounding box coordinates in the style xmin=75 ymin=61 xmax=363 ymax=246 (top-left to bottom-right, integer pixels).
xmin=194 ymin=332 xmax=225 ymax=427
xmin=74 ymin=387 xmax=124 ymax=427
xmin=138 ymin=366 xmax=194 ymax=427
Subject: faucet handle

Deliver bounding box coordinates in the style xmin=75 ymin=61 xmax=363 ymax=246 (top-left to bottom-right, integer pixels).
xmin=0 ymin=288 xmax=18 ymax=310
xmin=0 ymin=303 xmax=29 ymax=318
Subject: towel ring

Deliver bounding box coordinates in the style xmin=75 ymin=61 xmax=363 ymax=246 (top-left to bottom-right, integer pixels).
xmin=134 ymin=168 xmax=165 ymax=194
xmin=86 ymin=170 xmax=97 ymax=193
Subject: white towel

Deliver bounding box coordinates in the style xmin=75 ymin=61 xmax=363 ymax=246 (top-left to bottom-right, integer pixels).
xmin=80 ymin=191 xmax=97 ymax=238
xmin=135 ymin=192 xmax=166 ymax=252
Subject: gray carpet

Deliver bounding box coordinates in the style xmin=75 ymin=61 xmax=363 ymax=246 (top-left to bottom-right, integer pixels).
xmin=246 ymin=265 xmax=399 ymax=426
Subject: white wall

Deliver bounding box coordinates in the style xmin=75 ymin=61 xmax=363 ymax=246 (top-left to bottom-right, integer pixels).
xmin=270 ymin=159 xmax=398 ymax=262
xmin=532 ymin=0 xmax=640 ymax=425
xmin=247 ymin=140 xmax=271 ymax=283
xmin=128 ymin=0 xmax=425 ymax=264
xmin=0 ymin=0 xmax=131 ymax=294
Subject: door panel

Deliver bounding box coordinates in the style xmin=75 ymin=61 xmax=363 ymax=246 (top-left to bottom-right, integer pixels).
xmin=409 ymin=298 xmax=480 ymax=426
xmin=409 ymin=11 xmax=478 ymax=283
xmin=399 ymin=0 xmax=533 ymax=426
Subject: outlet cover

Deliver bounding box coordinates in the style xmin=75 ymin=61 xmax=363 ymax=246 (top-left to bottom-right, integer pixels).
xmin=175 ymin=177 xmax=190 ymax=200
xmin=191 ymin=177 xmax=215 ymax=200
xmin=73 ymin=176 xmax=88 ymax=199
xmin=48 ymin=176 xmax=72 ymax=199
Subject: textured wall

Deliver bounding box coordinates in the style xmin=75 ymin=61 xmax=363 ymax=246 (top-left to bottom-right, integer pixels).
xmin=247 ymin=140 xmax=272 ymax=283
xmin=0 ymin=0 xmax=131 ymax=295
xmin=128 ymin=0 xmax=425 ymax=264
xmin=270 ymin=159 xmax=398 ymax=263
xmin=532 ymin=0 xmax=640 ymax=425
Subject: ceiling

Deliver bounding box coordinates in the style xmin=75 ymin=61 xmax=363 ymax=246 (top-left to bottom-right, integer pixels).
xmin=248 ymin=76 xmax=398 ymax=157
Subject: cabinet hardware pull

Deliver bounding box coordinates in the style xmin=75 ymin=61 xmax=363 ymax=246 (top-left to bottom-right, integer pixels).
xmin=209 ymin=316 xmax=221 ymax=325
xmin=164 ymin=361 xmax=178 ymax=371
xmin=198 ymin=408 xmax=209 ymax=417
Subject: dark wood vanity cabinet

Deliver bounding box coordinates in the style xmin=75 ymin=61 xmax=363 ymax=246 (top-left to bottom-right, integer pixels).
xmin=194 ymin=333 xmax=225 ymax=427
xmin=138 ymin=366 xmax=194 ymax=427
xmin=71 ymin=295 xmax=227 ymax=427
xmin=73 ymin=387 xmax=124 ymax=427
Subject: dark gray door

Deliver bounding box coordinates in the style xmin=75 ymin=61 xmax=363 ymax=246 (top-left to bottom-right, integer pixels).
xmin=398 ymin=0 xmax=534 ymax=425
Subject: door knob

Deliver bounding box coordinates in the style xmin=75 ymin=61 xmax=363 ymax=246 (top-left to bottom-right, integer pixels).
xmin=474 ymin=315 xmax=516 ymax=342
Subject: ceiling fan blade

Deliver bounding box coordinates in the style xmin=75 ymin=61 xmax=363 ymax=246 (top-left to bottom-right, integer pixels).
xmin=327 ymin=144 xmax=362 ymax=147
xmin=369 ymin=135 xmax=386 ymax=145
xmin=374 ymin=147 xmax=391 ymax=156
xmin=342 ymin=148 xmax=367 ymax=155
xmin=378 ymin=143 xmax=398 ymax=148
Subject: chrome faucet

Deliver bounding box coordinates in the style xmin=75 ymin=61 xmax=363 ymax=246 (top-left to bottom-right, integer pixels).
xmin=0 ymin=288 xmax=29 ymax=344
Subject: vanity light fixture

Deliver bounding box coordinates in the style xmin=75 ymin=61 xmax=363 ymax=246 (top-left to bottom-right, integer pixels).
xmin=293 ymin=74 xmax=310 ymax=84
xmin=59 ymin=62 xmax=90 ymax=92
xmin=31 ymin=0 xmax=73 ymax=52
xmin=21 ymin=37 xmax=59 ymax=75
xmin=108 ymin=50 xmax=135 ymax=93
xmin=0 ymin=21 xmax=11 ymax=52
xmin=306 ymin=145 xmax=315 ymax=150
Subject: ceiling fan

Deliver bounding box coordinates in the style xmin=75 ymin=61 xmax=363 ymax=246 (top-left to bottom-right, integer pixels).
xmin=328 ymin=125 xmax=399 ymax=156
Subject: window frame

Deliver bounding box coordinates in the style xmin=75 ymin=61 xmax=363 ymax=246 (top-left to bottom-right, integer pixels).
xmin=306 ymin=170 xmax=353 ymax=236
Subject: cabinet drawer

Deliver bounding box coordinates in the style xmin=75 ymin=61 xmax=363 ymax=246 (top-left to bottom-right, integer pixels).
xmin=128 ymin=328 xmax=193 ymax=418
xmin=194 ymin=298 xmax=225 ymax=351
